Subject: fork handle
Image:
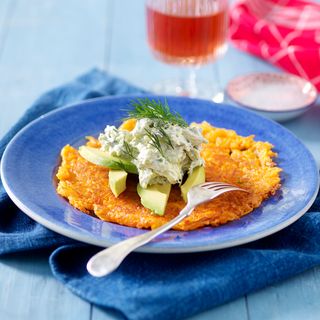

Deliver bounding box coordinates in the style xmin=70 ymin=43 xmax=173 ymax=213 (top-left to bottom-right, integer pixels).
xmin=87 ymin=205 xmax=194 ymax=277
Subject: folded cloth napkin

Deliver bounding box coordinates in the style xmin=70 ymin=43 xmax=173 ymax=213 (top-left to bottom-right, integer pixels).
xmin=1 ymin=69 xmax=320 ymax=320
xmin=229 ymin=0 xmax=320 ymax=91
xmin=0 ymin=69 xmax=146 ymax=254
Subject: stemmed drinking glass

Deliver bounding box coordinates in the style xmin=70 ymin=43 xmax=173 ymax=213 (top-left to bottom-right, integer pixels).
xmin=146 ymin=0 xmax=229 ymax=101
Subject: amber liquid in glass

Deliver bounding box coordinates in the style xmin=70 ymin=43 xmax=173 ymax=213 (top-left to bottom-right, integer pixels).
xmin=147 ymin=5 xmax=228 ymax=65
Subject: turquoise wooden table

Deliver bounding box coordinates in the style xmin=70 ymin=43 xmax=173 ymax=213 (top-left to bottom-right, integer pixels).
xmin=1 ymin=1 xmax=320 ymax=319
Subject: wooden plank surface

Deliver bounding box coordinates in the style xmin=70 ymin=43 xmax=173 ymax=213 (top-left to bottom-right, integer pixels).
xmin=0 ymin=0 xmax=110 ymax=138
xmin=1 ymin=0 xmax=320 ymax=320
xmin=108 ymin=0 xmax=164 ymax=88
xmin=0 ymin=0 xmax=109 ymax=319
xmin=0 ymin=0 xmax=14 ymax=58
xmin=248 ymin=266 xmax=320 ymax=320
xmin=0 ymin=252 xmax=90 ymax=320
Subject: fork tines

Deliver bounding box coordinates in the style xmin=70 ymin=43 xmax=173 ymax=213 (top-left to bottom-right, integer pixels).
xmin=201 ymin=182 xmax=234 ymax=189
xmin=200 ymin=181 xmax=246 ymax=192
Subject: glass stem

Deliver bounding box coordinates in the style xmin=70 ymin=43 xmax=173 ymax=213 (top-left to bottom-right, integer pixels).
xmin=179 ymin=66 xmax=200 ymax=97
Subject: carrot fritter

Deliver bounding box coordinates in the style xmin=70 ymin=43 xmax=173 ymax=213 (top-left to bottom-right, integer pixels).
xmin=56 ymin=122 xmax=281 ymax=230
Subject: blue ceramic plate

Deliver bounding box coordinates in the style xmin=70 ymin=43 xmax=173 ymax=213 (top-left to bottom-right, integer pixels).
xmin=1 ymin=95 xmax=319 ymax=253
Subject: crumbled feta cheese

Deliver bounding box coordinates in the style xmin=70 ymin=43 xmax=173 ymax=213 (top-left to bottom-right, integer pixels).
xmin=99 ymin=119 xmax=207 ymax=188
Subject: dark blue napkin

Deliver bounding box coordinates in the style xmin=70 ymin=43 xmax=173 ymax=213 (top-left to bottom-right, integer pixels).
xmin=1 ymin=69 xmax=320 ymax=320
xmin=0 ymin=69 xmax=146 ymax=254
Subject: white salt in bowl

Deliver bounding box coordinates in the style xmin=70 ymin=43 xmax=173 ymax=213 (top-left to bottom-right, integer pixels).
xmin=226 ymin=73 xmax=318 ymax=122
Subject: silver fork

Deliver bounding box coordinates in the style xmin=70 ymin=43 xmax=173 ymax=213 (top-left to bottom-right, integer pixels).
xmin=87 ymin=182 xmax=248 ymax=277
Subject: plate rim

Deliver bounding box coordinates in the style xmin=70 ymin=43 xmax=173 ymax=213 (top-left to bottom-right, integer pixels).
xmin=2 ymin=176 xmax=318 ymax=253
xmin=1 ymin=94 xmax=319 ymax=253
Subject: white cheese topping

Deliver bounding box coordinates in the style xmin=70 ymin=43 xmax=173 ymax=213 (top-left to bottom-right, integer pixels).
xmin=99 ymin=119 xmax=207 ymax=188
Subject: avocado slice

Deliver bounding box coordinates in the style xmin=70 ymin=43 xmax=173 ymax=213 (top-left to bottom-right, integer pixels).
xmin=180 ymin=166 xmax=205 ymax=202
xmin=109 ymin=169 xmax=128 ymax=197
xmin=137 ymin=183 xmax=171 ymax=216
xmin=79 ymin=146 xmax=138 ymax=174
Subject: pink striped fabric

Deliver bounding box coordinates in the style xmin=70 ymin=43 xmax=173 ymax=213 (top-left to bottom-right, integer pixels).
xmin=229 ymin=0 xmax=320 ymax=91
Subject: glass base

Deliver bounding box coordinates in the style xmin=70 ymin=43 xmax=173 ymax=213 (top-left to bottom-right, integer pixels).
xmin=151 ymin=78 xmax=224 ymax=103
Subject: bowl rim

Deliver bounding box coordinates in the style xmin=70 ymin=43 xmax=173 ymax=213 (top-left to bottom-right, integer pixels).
xmin=226 ymin=72 xmax=318 ymax=113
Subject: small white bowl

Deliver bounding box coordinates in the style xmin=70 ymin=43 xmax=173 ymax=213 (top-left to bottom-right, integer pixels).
xmin=226 ymin=73 xmax=318 ymax=122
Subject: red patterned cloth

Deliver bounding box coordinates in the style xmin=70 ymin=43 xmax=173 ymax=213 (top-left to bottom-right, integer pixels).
xmin=229 ymin=0 xmax=320 ymax=91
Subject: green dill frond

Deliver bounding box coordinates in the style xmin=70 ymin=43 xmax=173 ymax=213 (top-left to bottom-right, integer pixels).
xmin=157 ymin=126 xmax=174 ymax=149
xmin=122 ymin=141 xmax=136 ymax=159
xmin=185 ymin=152 xmax=192 ymax=161
xmin=113 ymin=160 xmax=128 ymax=171
xmin=126 ymin=98 xmax=188 ymax=127
xmin=145 ymin=128 xmax=166 ymax=158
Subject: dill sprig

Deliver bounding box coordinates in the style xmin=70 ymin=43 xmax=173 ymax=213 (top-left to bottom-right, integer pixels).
xmin=185 ymin=152 xmax=192 ymax=162
xmin=157 ymin=125 xmax=174 ymax=149
xmin=126 ymin=98 xmax=188 ymax=127
xmin=122 ymin=140 xmax=136 ymax=160
xmin=145 ymin=128 xmax=166 ymax=158
xmin=113 ymin=160 xmax=128 ymax=171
